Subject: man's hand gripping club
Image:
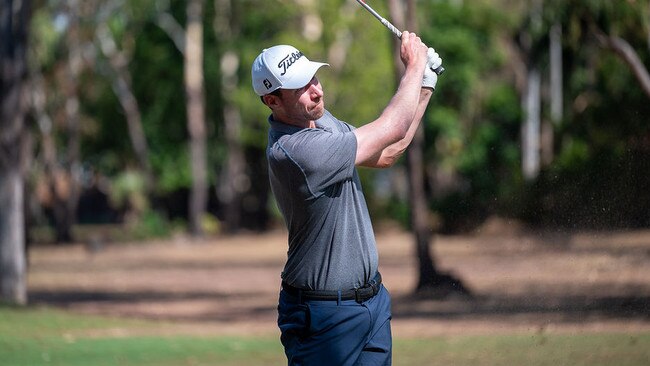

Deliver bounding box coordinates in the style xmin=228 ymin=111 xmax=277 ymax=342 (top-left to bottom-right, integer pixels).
xmin=422 ymin=48 xmax=443 ymax=90
xmin=354 ymin=31 xmax=432 ymax=167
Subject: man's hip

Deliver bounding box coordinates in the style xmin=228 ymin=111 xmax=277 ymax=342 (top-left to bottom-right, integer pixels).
xmin=277 ymin=278 xmax=392 ymax=366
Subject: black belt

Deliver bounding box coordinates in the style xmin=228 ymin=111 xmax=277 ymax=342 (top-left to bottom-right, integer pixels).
xmin=282 ymin=272 xmax=382 ymax=303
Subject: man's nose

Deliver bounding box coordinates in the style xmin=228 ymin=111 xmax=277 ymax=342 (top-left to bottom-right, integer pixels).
xmin=308 ymin=81 xmax=323 ymax=98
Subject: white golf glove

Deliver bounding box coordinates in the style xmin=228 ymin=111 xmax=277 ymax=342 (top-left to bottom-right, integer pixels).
xmin=422 ymin=48 xmax=442 ymax=90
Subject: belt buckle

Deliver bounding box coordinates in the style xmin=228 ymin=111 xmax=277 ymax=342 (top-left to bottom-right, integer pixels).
xmin=355 ymin=285 xmax=372 ymax=303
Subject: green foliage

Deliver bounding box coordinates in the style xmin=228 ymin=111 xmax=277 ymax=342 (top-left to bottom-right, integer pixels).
xmin=26 ymin=0 xmax=650 ymax=232
xmin=412 ymin=0 xmax=523 ymax=229
xmin=106 ymin=169 xmax=179 ymax=239
xmin=127 ymin=210 xmax=174 ymax=240
xmin=29 ymin=9 xmax=62 ymax=68
xmin=109 ymin=170 xmax=148 ymax=214
xmin=130 ymin=21 xmax=188 ymax=192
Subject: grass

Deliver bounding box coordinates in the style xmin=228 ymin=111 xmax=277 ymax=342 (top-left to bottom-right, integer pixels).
xmin=0 ymin=306 xmax=283 ymax=366
xmin=1 ymin=305 xmax=649 ymax=366
xmin=393 ymin=333 xmax=650 ymax=366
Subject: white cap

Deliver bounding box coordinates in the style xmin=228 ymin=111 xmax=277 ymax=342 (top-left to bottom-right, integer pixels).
xmin=252 ymin=45 xmax=329 ymax=96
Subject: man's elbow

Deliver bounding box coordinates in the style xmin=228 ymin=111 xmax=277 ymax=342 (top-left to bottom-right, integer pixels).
xmin=375 ymin=158 xmax=396 ymax=169
xmin=377 ymin=146 xmax=406 ymax=168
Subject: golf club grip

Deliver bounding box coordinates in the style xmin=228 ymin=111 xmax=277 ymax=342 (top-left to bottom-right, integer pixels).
xmin=432 ymin=65 xmax=445 ymax=75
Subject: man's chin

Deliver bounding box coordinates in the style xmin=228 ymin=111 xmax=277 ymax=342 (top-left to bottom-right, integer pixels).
xmin=310 ymin=104 xmax=325 ymax=120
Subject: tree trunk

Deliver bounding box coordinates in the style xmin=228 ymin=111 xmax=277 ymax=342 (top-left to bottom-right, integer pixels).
xmin=49 ymin=0 xmax=84 ymax=243
xmin=185 ymin=0 xmax=208 ymax=237
xmin=549 ymin=22 xmax=563 ymax=125
xmin=388 ymin=0 xmax=469 ymax=297
xmin=542 ymin=22 xmax=563 ymax=167
xmin=219 ymin=94 xmax=246 ymax=232
xmin=402 ymin=0 xmax=437 ymax=291
xmin=522 ymin=66 xmax=541 ymax=180
xmin=214 ymin=0 xmax=246 ymax=233
xmin=32 ymin=70 xmax=70 ymax=243
xmin=0 ymin=168 xmax=27 ymax=304
xmin=0 ymin=0 xmax=30 ymax=305
xmin=521 ymin=0 xmax=543 ymax=181
xmin=408 ymin=123 xmax=439 ymax=289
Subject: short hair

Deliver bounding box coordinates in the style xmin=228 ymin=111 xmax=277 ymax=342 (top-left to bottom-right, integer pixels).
xmin=260 ymin=88 xmax=282 ymax=105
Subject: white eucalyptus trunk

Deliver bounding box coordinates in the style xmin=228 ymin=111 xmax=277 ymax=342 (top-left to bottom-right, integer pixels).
xmin=0 ymin=0 xmax=29 ymax=305
xmin=0 ymin=168 xmax=27 ymax=304
xmin=522 ymin=67 xmax=541 ymax=180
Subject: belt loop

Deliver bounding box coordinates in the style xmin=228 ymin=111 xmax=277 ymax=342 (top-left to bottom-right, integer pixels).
xmin=298 ymin=289 xmax=303 ymax=304
xmin=337 ymin=290 xmax=341 ymax=305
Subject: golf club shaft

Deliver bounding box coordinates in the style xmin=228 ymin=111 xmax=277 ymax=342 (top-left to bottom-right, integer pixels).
xmin=356 ymin=0 xmax=445 ymax=75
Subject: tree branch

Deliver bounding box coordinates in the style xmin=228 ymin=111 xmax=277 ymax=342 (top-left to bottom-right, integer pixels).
xmin=156 ymin=12 xmax=186 ymax=54
xmin=593 ymin=26 xmax=650 ymax=99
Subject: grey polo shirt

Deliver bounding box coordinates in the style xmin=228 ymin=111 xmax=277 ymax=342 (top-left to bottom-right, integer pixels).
xmin=267 ymin=110 xmax=378 ymax=291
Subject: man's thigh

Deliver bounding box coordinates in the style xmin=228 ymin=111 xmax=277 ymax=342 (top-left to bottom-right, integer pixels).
xmin=277 ymin=286 xmax=393 ymax=366
xmin=355 ymin=286 xmax=392 ymax=366
xmin=278 ymin=293 xmax=371 ymax=366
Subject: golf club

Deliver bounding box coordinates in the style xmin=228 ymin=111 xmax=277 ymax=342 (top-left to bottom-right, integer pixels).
xmin=356 ymin=0 xmax=445 ymax=75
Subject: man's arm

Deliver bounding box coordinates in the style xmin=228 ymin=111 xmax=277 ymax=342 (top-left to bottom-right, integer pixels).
xmin=357 ymin=88 xmax=432 ymax=168
xmin=353 ymin=31 xmax=428 ymax=166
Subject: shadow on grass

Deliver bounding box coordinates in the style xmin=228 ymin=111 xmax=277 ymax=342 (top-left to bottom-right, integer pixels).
xmin=391 ymin=292 xmax=650 ymax=324
xmin=29 ymin=288 xmax=650 ymax=326
xmin=29 ymin=289 xmax=277 ymax=323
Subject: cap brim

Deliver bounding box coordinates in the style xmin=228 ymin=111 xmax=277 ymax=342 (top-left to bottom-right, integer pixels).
xmin=281 ymin=61 xmax=329 ymax=90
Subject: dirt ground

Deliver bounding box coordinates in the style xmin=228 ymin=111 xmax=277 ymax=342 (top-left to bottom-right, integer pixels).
xmin=27 ymin=221 xmax=650 ymax=338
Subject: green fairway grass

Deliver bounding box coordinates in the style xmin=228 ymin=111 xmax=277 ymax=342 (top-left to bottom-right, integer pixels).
xmin=1 ymin=306 xmax=649 ymax=366
xmin=393 ymin=333 xmax=650 ymax=366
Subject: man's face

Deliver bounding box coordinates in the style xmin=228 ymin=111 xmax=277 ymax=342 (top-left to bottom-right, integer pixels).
xmin=274 ymin=76 xmax=325 ymax=124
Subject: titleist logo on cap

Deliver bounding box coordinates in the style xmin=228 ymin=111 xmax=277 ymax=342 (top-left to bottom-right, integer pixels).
xmin=278 ymin=51 xmax=304 ymax=76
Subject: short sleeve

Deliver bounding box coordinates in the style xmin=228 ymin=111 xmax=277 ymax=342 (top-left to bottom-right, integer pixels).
xmin=279 ymin=128 xmax=357 ymax=196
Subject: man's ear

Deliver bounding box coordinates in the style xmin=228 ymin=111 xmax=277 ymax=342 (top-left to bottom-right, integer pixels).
xmin=262 ymin=94 xmax=280 ymax=109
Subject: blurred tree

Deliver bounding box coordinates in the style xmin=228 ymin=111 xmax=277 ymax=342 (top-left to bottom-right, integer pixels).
xmin=28 ymin=0 xmax=111 ymax=243
xmin=43 ymin=0 xmax=85 ymax=243
xmin=184 ymin=0 xmax=208 ymax=237
xmin=416 ymin=0 xmax=523 ymax=230
xmin=1 ymin=0 xmax=31 ymax=305
xmin=590 ymin=17 xmax=650 ymax=99
xmin=154 ymin=0 xmax=208 ymax=236
xmin=19 ymin=0 xmax=650 ymax=241
xmin=387 ymin=0 xmax=469 ymax=296
xmin=94 ymin=0 xmax=154 ymax=188
xmin=214 ymin=0 xmax=246 ymax=233
xmin=29 ymin=0 xmax=119 ymax=243
xmin=520 ymin=0 xmax=650 ymax=228
xmin=545 ymin=20 xmax=563 ymax=165
xmin=519 ymin=0 xmax=543 ymax=181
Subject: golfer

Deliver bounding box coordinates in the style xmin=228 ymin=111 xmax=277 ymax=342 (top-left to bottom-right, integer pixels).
xmin=252 ymin=31 xmax=442 ymax=365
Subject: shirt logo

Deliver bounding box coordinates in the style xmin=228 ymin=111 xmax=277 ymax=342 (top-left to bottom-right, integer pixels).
xmin=263 ymin=79 xmax=273 ymax=89
xmin=278 ymin=51 xmax=304 ymax=76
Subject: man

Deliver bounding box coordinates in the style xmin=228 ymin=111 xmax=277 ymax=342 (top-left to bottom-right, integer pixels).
xmin=251 ymin=32 xmax=442 ymax=365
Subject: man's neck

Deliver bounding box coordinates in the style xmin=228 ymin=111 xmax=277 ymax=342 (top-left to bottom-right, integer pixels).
xmin=271 ymin=112 xmax=316 ymax=129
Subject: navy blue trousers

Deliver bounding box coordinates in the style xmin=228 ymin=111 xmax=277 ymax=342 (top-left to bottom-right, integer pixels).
xmin=277 ymin=285 xmax=392 ymax=366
